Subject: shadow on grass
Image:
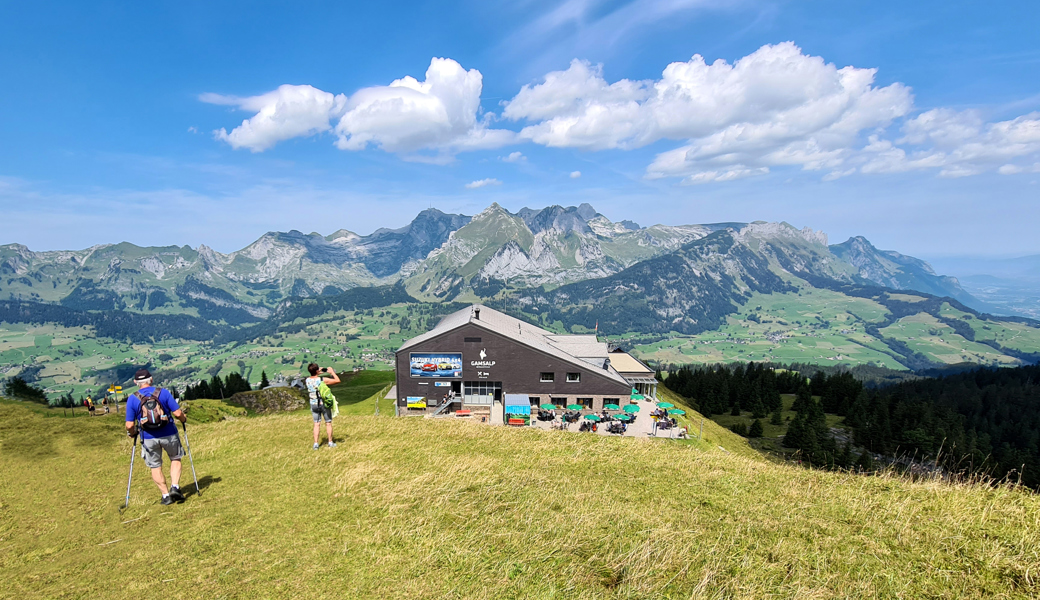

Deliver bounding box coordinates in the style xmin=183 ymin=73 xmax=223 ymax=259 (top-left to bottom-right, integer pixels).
xmin=184 ymin=475 xmax=221 ymax=498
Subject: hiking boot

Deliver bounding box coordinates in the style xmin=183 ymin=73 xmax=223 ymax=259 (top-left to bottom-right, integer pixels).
xmin=312 ymin=443 xmax=320 ymax=450
xmin=170 ymin=487 xmax=185 ymax=502
xmin=328 ymin=442 xmax=337 ymax=448
xmin=160 ymin=495 xmax=174 ymax=506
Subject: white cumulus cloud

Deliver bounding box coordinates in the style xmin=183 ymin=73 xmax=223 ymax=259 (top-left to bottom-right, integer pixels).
xmin=200 ymin=47 xmax=1040 ymax=181
xmin=202 ymin=85 xmax=347 ymax=152
xmin=857 ymin=109 xmax=1040 ymax=177
xmin=465 ymin=178 xmax=502 ymax=189
xmin=335 ymin=58 xmax=514 ymax=157
xmin=570 ymin=170 xmax=581 ymax=178
xmin=205 ymin=59 xmax=513 ymax=158
xmin=505 ymin=42 xmax=913 ymax=183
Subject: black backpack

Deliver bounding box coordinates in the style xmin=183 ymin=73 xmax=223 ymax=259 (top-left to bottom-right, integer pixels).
xmin=135 ymin=390 xmax=169 ymax=430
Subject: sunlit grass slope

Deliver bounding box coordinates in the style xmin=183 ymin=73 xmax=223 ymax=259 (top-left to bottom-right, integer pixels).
xmin=1 ymin=397 xmax=1039 ymax=599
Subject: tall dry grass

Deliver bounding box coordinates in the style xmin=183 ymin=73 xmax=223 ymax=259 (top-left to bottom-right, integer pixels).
xmin=1 ymin=398 xmax=1038 ymax=599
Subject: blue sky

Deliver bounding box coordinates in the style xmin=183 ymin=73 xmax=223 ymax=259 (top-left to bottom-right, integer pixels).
xmin=1 ymin=0 xmax=1038 ymax=260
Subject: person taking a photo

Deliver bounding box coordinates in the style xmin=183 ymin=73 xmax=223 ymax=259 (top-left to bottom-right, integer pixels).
xmin=305 ymin=363 xmax=340 ymax=449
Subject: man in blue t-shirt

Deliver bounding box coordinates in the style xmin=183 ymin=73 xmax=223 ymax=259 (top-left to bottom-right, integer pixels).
xmin=125 ymin=368 xmax=187 ymax=505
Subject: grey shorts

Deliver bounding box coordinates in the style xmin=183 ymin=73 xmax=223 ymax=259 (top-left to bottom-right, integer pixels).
xmin=141 ymin=434 xmax=184 ymax=469
xmin=311 ymin=404 xmax=333 ymax=422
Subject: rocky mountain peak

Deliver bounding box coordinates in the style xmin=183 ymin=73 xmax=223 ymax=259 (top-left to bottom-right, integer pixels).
xmin=474 ymin=202 xmax=511 ymax=220
xmin=326 ymin=229 xmax=361 ymax=244
xmin=516 ymin=203 xmax=604 ymax=235
xmin=738 ymin=222 xmax=829 ymax=247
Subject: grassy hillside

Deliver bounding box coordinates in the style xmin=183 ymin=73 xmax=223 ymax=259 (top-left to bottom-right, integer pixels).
xmin=7 ymin=289 xmax=1040 ymax=401
xmin=631 ymin=289 xmax=1040 ymax=370
xmin=2 ymin=396 xmax=1038 ymax=598
xmin=0 ymin=306 xmax=420 ymax=398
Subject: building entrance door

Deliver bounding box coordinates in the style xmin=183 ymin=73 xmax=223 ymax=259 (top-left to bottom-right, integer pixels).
xmin=463 ymin=381 xmax=501 ymax=405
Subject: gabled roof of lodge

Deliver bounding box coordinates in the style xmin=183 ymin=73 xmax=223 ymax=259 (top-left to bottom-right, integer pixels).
xmin=397 ymin=304 xmax=631 ymax=387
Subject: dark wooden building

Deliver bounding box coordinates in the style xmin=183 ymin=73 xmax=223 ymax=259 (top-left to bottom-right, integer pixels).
xmin=394 ymin=304 xmax=650 ymax=420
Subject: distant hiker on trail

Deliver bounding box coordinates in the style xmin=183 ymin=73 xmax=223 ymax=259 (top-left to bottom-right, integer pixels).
xmin=305 ymin=363 xmax=340 ymax=450
xmin=124 ymin=369 xmax=187 ymax=505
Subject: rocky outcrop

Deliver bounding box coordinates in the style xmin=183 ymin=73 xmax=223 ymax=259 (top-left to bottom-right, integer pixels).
xmin=229 ymin=387 xmax=308 ymax=414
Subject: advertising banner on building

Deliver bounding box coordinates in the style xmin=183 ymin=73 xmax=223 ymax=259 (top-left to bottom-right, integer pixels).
xmin=409 ymin=353 xmax=463 ymax=378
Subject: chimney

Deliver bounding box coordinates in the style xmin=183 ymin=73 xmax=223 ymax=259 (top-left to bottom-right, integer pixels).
xmin=604 ymin=357 xmax=611 ymax=370
xmin=474 ymin=307 xmax=480 ymax=320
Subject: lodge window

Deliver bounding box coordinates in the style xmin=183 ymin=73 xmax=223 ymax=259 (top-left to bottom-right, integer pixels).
xmin=566 ymin=372 xmax=581 ymax=383
xmin=463 ymin=381 xmax=500 ymax=405
xmin=529 ymin=396 xmax=541 ymax=406
xmin=604 ymin=398 xmax=619 ymax=405
xmin=577 ymin=397 xmax=593 ymax=408
xmin=540 ymin=372 xmax=555 ymax=382
xmin=550 ymin=397 xmax=567 ymax=407
xmin=465 ymin=337 xmax=482 ymax=343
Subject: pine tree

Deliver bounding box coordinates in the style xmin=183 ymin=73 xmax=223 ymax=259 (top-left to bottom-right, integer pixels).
xmin=791 ymin=386 xmax=813 ymax=413
xmin=224 ymin=372 xmax=251 ymax=395
xmin=748 ymin=419 xmax=764 ymax=438
xmin=837 ymin=441 xmax=853 ymax=469
xmin=770 ymin=406 xmax=783 ymax=426
xmin=855 ymin=451 xmax=875 ymax=471
xmin=3 ymin=377 xmax=47 ymax=404
xmin=783 ymin=415 xmax=805 ymax=449
xmin=260 ymin=370 xmax=270 ymax=389
xmin=210 ymin=375 xmax=225 ymax=399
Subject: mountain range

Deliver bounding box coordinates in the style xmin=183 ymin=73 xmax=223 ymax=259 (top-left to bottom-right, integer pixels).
xmin=0 ymin=202 xmax=985 ymax=327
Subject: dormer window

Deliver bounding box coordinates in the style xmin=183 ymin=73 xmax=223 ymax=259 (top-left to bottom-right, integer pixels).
xmin=566 ymin=373 xmax=580 ymax=383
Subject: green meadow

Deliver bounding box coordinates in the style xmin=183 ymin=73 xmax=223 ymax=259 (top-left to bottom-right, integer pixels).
xmin=0 ymin=307 xmax=412 ymax=399
xmin=631 ymin=290 xmax=1040 ymax=370
xmin=2 ymin=380 xmax=1038 ymax=599
xmin=5 ymin=293 xmax=1040 ymax=401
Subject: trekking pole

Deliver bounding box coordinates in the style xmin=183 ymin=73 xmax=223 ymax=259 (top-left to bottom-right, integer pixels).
xmin=181 ymin=422 xmax=201 ymax=497
xmin=121 ymin=433 xmax=138 ymax=513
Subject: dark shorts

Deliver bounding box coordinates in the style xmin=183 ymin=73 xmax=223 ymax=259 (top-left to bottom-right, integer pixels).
xmin=141 ymin=434 xmax=184 ymax=469
xmin=311 ymin=405 xmax=333 ymax=423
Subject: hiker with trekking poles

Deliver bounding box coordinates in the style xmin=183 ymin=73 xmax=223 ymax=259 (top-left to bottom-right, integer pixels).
xmin=123 ymin=368 xmax=198 ymax=507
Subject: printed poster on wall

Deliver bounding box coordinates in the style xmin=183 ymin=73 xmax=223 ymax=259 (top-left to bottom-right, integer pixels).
xmin=409 ymin=352 xmax=463 ymax=378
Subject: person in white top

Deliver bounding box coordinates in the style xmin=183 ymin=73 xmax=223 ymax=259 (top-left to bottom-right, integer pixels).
xmin=305 ymin=362 xmax=340 ymax=449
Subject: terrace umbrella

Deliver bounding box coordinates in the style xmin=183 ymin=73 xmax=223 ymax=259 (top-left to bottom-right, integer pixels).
xmin=623 ymin=404 xmax=641 ymax=413
xmin=583 ymin=414 xmax=601 ymax=422
xmin=540 ymin=404 xmax=556 ymax=411
xmin=667 ymin=409 xmax=685 ymax=415
xmin=657 ymin=402 xmax=674 ymax=409
xmin=615 ymin=414 xmax=633 ymax=422
xmin=567 ymin=404 xmax=584 ymax=411
xmin=603 ymin=404 xmax=621 ymax=411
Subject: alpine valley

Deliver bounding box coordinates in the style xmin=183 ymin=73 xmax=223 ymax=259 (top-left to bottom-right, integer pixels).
xmin=2 ymin=202 xmax=1039 ymax=396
